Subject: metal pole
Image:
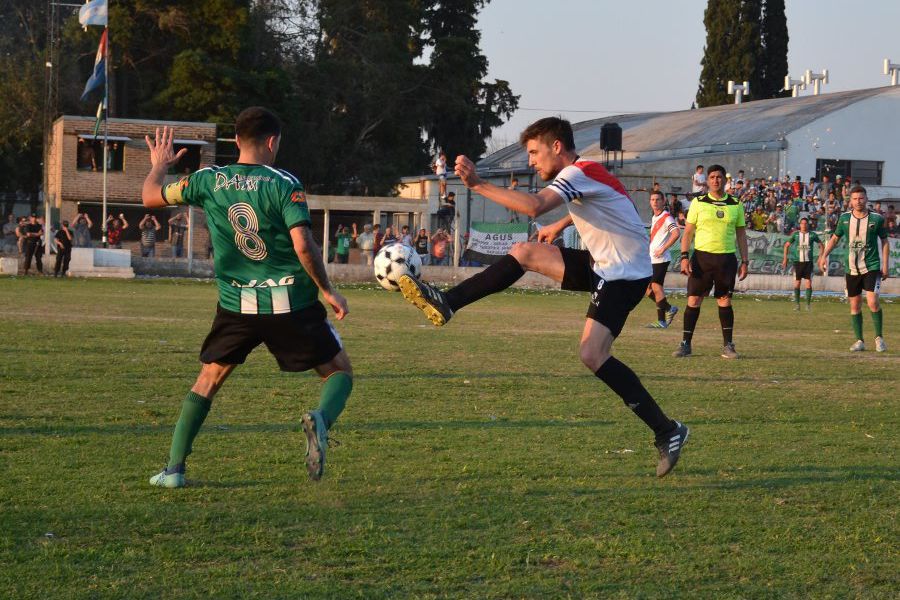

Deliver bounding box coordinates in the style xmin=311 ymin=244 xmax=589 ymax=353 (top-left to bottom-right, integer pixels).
xmin=187 ymin=206 xmax=194 ymax=275
xmin=322 ymin=209 xmax=330 ymax=263
xmin=101 ymin=32 xmax=108 ymax=247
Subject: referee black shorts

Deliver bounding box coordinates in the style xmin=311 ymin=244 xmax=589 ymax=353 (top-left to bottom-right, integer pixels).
xmin=200 ymin=302 xmax=342 ymax=372
xmin=794 ymin=261 xmax=813 ymax=281
xmin=559 ymin=248 xmax=650 ymax=337
xmin=687 ymin=250 xmax=738 ymax=298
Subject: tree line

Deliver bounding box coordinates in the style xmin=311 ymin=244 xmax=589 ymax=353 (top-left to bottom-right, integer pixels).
xmin=696 ymin=0 xmax=788 ymax=107
xmin=0 ymin=0 xmax=518 ymax=196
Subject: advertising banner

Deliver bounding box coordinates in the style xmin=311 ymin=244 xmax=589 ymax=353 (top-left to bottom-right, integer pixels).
xmin=464 ymin=222 xmax=530 ymax=265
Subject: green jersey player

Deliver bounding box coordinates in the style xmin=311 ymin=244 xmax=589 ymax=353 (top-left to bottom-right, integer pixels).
xmin=819 ymin=185 xmax=890 ymax=352
xmin=781 ymin=218 xmax=824 ymax=311
xmin=142 ymin=107 xmax=353 ymax=487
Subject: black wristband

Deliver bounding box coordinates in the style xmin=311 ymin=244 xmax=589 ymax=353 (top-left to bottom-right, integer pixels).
xmin=741 ymin=259 xmax=749 ymax=265
xmin=680 ymin=252 xmax=690 ymax=260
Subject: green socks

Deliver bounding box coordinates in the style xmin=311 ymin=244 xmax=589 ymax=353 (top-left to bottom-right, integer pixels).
xmin=167 ymin=391 xmax=212 ymax=470
xmin=851 ymin=312 xmax=863 ymax=341
xmin=805 ymin=288 xmax=812 ymax=305
xmin=319 ymin=372 xmax=353 ymax=428
xmin=871 ymin=309 xmax=883 ymax=338
xmin=793 ymin=288 xmax=801 ymax=304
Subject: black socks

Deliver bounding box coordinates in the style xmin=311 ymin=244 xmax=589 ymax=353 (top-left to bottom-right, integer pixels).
xmin=682 ymin=306 xmax=700 ymax=343
xmin=718 ymin=305 xmax=734 ymax=344
xmin=444 ymin=254 xmax=525 ymax=312
xmin=595 ymin=357 xmax=675 ymax=436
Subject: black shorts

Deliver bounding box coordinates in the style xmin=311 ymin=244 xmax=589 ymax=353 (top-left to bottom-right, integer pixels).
xmin=845 ymin=271 xmax=882 ymax=297
xmin=687 ymin=250 xmax=738 ymax=298
xmin=651 ymin=262 xmax=670 ymax=286
xmin=200 ymin=302 xmax=342 ymax=372
xmin=559 ymin=248 xmax=650 ymax=337
xmin=794 ymin=261 xmax=813 ymax=280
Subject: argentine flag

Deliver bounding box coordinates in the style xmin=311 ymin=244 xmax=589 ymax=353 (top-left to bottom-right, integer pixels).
xmin=81 ymin=28 xmax=107 ymax=102
xmin=79 ymin=0 xmax=108 ymax=27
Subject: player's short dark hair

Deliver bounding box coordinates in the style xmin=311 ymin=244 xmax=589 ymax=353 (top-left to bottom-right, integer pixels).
xmin=519 ymin=117 xmax=575 ymax=151
xmin=707 ymin=164 xmax=726 ymax=177
xmin=799 ymin=217 xmax=809 ymax=223
xmin=235 ymin=107 xmax=282 ymax=144
xmin=849 ymin=185 xmax=867 ymax=197
xmin=650 ymin=191 xmax=664 ymax=200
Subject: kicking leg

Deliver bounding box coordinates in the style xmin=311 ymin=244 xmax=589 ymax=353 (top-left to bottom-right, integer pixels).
xmin=399 ymin=242 xmax=563 ymax=326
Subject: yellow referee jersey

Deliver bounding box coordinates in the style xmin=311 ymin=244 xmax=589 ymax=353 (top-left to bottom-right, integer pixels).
xmin=687 ymin=194 xmax=745 ymax=254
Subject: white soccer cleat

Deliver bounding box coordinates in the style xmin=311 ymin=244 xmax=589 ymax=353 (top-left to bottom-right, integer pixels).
xmin=849 ymin=340 xmax=866 ymax=352
xmin=874 ymin=336 xmax=886 ymax=353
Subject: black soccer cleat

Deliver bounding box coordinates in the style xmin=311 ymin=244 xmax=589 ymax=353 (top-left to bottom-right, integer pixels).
xmin=655 ymin=421 xmax=690 ymax=477
xmin=398 ymin=274 xmax=454 ymax=326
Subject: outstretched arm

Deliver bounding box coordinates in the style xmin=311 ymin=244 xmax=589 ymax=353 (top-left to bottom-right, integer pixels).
xmin=455 ymin=156 xmax=563 ymax=218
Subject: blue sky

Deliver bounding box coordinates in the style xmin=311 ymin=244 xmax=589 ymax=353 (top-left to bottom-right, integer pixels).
xmin=478 ymin=0 xmax=900 ymax=151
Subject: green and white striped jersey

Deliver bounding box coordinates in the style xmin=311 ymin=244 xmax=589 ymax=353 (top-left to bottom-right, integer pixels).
xmin=163 ymin=163 xmax=316 ymax=314
xmin=786 ymin=230 xmax=821 ymax=263
xmin=832 ymin=211 xmax=888 ymax=275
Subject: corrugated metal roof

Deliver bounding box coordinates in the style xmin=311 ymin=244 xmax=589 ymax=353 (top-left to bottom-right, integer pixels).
xmin=479 ymin=86 xmax=899 ymax=169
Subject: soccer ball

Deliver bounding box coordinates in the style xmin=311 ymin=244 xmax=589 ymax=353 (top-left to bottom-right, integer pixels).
xmin=373 ymin=243 xmax=422 ymax=291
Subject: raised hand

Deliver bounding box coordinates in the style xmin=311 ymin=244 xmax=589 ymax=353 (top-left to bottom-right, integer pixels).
xmin=144 ymin=126 xmax=187 ymax=172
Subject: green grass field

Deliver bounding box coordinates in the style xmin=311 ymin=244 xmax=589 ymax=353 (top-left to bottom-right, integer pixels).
xmin=1 ymin=277 xmax=897 ymax=599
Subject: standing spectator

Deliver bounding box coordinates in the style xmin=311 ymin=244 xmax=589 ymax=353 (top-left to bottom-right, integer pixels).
xmin=15 ymin=216 xmax=27 ymax=255
xmin=784 ymin=200 xmax=799 ymax=233
xmin=790 ymin=176 xmax=803 ymax=199
xmin=674 ymin=164 xmax=749 ymax=359
xmin=71 ymin=213 xmax=94 ymax=248
xmin=413 ymin=227 xmax=430 ymax=265
xmin=168 ymin=212 xmax=188 ymax=258
xmin=2 ymin=214 xmax=17 ymax=253
xmin=53 ymin=220 xmax=73 ymax=277
xmin=437 ymin=191 xmax=456 ymax=230
xmin=106 ymin=213 xmax=128 ymax=249
xmin=372 ymin=223 xmax=384 ymax=256
xmin=872 ymin=201 xmax=884 ymax=216
xmin=434 ymin=151 xmax=448 ymax=198
xmin=819 ymin=186 xmax=889 ymax=353
xmin=840 ymin=179 xmax=852 ymax=207
xmin=139 ymin=213 xmax=162 ymax=257
xmin=834 ymin=175 xmax=845 ymax=203
xmin=814 ymin=175 xmax=833 ymax=202
xmin=382 ymin=225 xmax=398 ymax=245
xmin=334 ymin=225 xmax=351 ymax=264
xmin=804 ymin=177 xmax=816 ymax=198
xmin=22 ymin=214 xmax=43 ymax=275
xmin=430 ymin=228 xmax=450 ymax=266
xmin=353 ymin=223 xmax=375 ymax=265
xmin=691 ymin=165 xmax=707 ymax=194
xmin=399 ymin=225 xmax=413 ymax=247
xmin=750 ymin=206 xmax=768 ymax=231
xmin=885 ymin=204 xmax=898 ymax=237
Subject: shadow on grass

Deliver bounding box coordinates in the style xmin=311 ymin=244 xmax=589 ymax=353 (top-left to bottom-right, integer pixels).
xmin=0 ymin=418 xmax=616 ymax=437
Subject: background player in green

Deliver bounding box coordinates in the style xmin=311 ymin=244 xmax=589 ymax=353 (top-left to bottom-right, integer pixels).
xmin=141 ymin=107 xmax=353 ymax=487
xmin=781 ymin=217 xmax=824 ymax=311
xmin=819 ymin=186 xmax=890 ymax=353
xmin=674 ymin=164 xmax=749 ymax=359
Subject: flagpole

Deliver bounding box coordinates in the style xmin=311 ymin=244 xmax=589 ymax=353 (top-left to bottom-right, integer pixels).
xmin=101 ymin=26 xmax=108 ymax=247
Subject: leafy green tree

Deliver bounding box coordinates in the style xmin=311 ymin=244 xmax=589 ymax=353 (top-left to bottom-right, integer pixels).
xmin=759 ymin=0 xmax=788 ymax=99
xmin=422 ymin=0 xmax=519 ymax=161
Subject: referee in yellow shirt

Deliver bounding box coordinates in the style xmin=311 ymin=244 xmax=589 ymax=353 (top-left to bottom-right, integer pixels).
xmin=673 ymin=164 xmax=749 ymax=359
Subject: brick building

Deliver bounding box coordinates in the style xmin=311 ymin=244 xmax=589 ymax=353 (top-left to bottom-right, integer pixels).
xmin=45 ymin=115 xmax=217 ymax=257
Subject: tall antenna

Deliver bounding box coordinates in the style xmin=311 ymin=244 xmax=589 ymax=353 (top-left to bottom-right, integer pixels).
xmin=884 ymin=58 xmax=900 ymax=86
xmin=804 ymin=69 xmax=829 ymax=95
xmin=783 ymin=75 xmax=806 ymax=98
xmin=727 ymin=80 xmax=750 ymax=104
